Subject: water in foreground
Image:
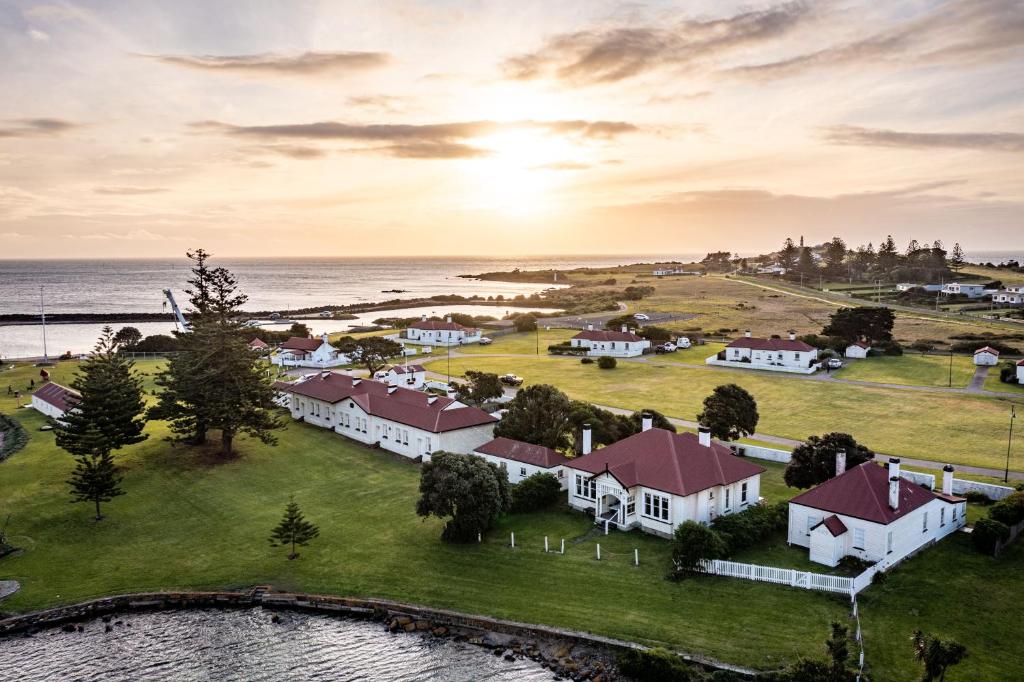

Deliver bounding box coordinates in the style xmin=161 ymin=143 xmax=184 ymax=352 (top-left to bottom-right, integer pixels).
xmin=0 ymin=608 xmax=553 ymax=681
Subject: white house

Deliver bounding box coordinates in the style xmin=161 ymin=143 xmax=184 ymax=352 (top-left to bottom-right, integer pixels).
xmin=973 ymin=346 xmax=1000 ymax=366
xmin=788 ymin=458 xmax=966 ymax=568
xmin=277 ymin=371 xmax=496 ymax=459
xmin=30 ymin=382 xmax=80 ymax=420
xmin=1017 ymin=359 xmax=1024 ymax=383
xmin=565 ymin=421 xmax=765 ymax=537
xmin=374 ymin=364 xmax=427 ymax=389
xmin=845 ymin=341 xmax=872 ymax=359
xmin=942 ymin=282 xmax=988 ymax=298
xmin=271 ymin=335 xmax=351 ymax=369
xmin=896 ymin=283 xmax=942 ymax=292
xmin=706 ymin=331 xmax=820 ymax=374
xmin=473 ymin=437 xmax=570 ymax=488
xmin=405 ymin=315 xmax=482 ymax=346
xmin=569 ymin=325 xmax=650 ymax=358
xmin=992 ymin=288 xmax=1024 ymax=306
xmin=248 ymin=338 xmax=270 ymax=352
xmin=757 ymin=264 xmax=787 ymax=275
xmin=652 ymin=267 xmax=698 ymax=277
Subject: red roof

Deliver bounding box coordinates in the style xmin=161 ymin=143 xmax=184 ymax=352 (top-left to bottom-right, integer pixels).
xmin=849 ymin=341 xmax=871 ymax=349
xmin=815 ymin=515 xmax=848 ymax=537
xmin=411 ymin=320 xmax=475 ymax=332
xmin=572 ymin=329 xmax=643 ymax=343
xmin=974 ymin=346 xmax=1000 ymax=356
xmin=32 ymin=382 xmax=80 ymax=412
xmin=280 ymin=372 xmax=496 ymax=433
xmin=789 ymin=461 xmax=941 ymax=524
xmin=475 ymin=437 xmax=569 ymax=469
xmin=249 ymin=338 xmax=269 ymax=349
xmin=281 ymin=337 xmax=322 ymax=351
xmin=564 ymin=428 xmax=765 ymax=497
xmin=1017 ymin=359 xmax=1024 ymax=366
xmin=727 ymin=337 xmax=816 ymax=352
xmin=389 ymin=365 xmax=425 ymax=374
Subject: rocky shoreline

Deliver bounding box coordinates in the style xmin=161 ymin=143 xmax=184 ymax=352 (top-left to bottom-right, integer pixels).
xmin=0 ymin=588 xmax=757 ymax=680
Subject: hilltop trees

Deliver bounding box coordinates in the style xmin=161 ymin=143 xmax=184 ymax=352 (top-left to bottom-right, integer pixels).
xmin=416 ymin=452 xmax=511 ymax=542
xmin=269 ymin=497 xmax=320 ymax=560
xmin=113 ymin=326 xmax=142 ymax=348
xmin=949 ymin=243 xmax=966 ymax=272
xmin=784 ymin=433 xmax=874 ymax=488
xmin=56 ymin=327 xmax=147 ymax=520
xmin=779 ymin=238 xmax=799 ymax=272
xmin=337 ymin=336 xmax=403 ymax=375
xmin=823 ymin=237 xmax=848 ymax=278
xmin=697 ymin=384 xmax=759 ymax=441
xmin=494 ymin=384 xmax=573 ymax=450
xmin=775 ymin=234 xmax=954 ymax=284
xmin=821 ymin=307 xmax=895 ymax=345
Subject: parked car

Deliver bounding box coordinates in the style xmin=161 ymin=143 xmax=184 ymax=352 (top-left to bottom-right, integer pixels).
xmin=499 ymin=373 xmax=524 ymax=386
xmin=676 ymin=336 xmax=692 ymax=349
xmin=655 ymin=342 xmax=677 ymax=354
xmin=478 ymin=337 xmax=493 ymax=345
xmin=633 ymin=313 xmax=651 ymax=321
xmin=827 ymin=358 xmax=844 ymax=369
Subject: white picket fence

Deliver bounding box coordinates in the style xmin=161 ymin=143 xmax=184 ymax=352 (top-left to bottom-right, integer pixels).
xmin=696 ymin=559 xmax=859 ymax=597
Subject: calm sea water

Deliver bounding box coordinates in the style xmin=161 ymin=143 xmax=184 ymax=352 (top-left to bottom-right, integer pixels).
xmin=0 ymin=609 xmax=552 ymax=681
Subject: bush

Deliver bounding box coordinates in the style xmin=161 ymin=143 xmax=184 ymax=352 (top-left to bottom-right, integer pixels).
xmin=669 ymin=521 xmax=727 ymax=580
xmin=709 ymin=501 xmax=787 ymax=554
xmin=964 ymin=490 xmax=993 ymax=505
xmin=597 ymin=356 xmax=617 ymax=369
xmin=837 ymin=555 xmax=874 ymax=573
xmin=513 ymin=315 xmax=537 ymax=333
xmin=618 ymin=648 xmax=703 ymax=682
xmin=548 ymin=342 xmax=586 ymax=356
xmin=989 ymin=491 xmax=1024 ymax=526
xmin=0 ymin=413 xmax=29 ymax=462
xmin=878 ymin=340 xmax=904 ymax=356
xmin=509 ymin=473 xmax=562 ymax=513
xmin=580 ymin=357 xmax=594 ymax=364
xmin=972 ymin=517 xmax=1010 ymax=555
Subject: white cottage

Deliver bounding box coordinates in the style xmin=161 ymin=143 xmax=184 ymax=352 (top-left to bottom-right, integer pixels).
xmin=569 ymin=325 xmax=650 ymax=358
xmin=942 ymin=282 xmax=987 ymax=298
xmin=788 ymin=458 xmax=966 ymax=568
xmin=706 ymin=331 xmax=819 ymax=374
xmin=473 ymin=437 xmax=570 ymax=488
xmin=845 ymin=341 xmax=871 ymax=359
xmin=30 ymin=382 xmax=80 ymax=420
xmin=374 ymin=364 xmax=427 ymax=389
xmin=278 ymin=372 xmax=496 ymax=459
xmin=992 ymin=286 xmax=1024 ymax=306
xmin=271 ymin=334 xmax=351 ymax=369
xmin=405 ymin=316 xmax=482 ymax=346
xmin=565 ymin=422 xmax=765 ymax=537
xmin=973 ymin=346 xmax=1000 ymax=366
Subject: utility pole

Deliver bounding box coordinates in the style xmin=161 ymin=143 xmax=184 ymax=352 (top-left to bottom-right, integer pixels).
xmin=1005 ymin=404 xmax=1016 ymax=483
xmin=948 ymin=352 xmax=953 ymax=387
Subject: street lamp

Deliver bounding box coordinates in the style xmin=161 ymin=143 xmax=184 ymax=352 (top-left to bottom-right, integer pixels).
xmin=1005 ymin=404 xmax=1017 ymax=483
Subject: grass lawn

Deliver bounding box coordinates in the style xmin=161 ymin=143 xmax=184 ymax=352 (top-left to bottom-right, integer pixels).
xmin=833 ymin=354 xmax=976 ymax=388
xmin=983 ymin=369 xmax=1024 ymax=394
xmin=456 ymin=329 xmax=576 ymax=355
xmin=424 ymin=355 xmax=1024 ymax=471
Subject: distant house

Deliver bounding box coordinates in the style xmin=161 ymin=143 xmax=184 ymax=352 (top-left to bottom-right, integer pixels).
xmin=570 ymin=324 xmax=650 ymax=357
xmin=942 ymin=282 xmax=987 ymax=299
xmin=405 ymin=315 xmax=482 ymax=346
xmin=757 ymin=264 xmax=787 ymax=275
xmin=31 ymin=382 xmax=80 ymax=420
xmin=652 ymin=267 xmax=698 ymax=277
xmin=374 ymin=364 xmax=426 ymax=389
xmin=788 ymin=458 xmax=965 ymax=568
xmin=706 ymin=331 xmax=820 ymax=374
xmin=271 ymin=334 xmax=351 ymax=369
xmin=277 ymin=372 xmax=496 ymax=458
xmin=973 ymin=346 xmax=1000 ymax=366
xmin=565 ymin=420 xmax=765 ymax=537
xmin=473 ymin=437 xmax=569 ymax=488
xmin=845 ymin=341 xmax=871 ymax=359
xmin=992 ymin=287 xmax=1024 ymax=306
xmin=1017 ymin=359 xmax=1024 ymax=383
xmin=896 ymin=283 xmax=942 ymax=292
xmin=248 ymin=338 xmax=269 ymax=351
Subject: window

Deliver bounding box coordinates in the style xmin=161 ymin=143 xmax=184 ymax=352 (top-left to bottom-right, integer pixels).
xmin=940 ymin=508 xmax=945 ymax=527
xmin=724 ymin=488 xmax=731 ymax=510
xmin=887 ymin=531 xmax=893 ymax=554
xmin=952 ymin=506 xmax=958 ymax=521
xmin=403 ymin=430 xmax=409 ymax=445
xmin=922 ymin=512 xmax=928 ymax=532
xmin=741 ymin=482 xmax=748 ymax=504
xmin=519 ymin=467 xmax=527 ymax=477
xmin=557 ymin=469 xmax=564 ymax=479
xmin=794 ymin=352 xmax=801 ymax=360
xmin=382 ymin=426 xmax=389 ymax=440
xmin=626 ymin=496 xmax=635 ymax=516
xmin=425 ymin=437 xmax=432 ymax=453
xmin=643 ymin=492 xmax=670 ymax=521
xmin=575 ymin=474 xmax=596 ymax=500
xmin=853 ymin=528 xmax=865 ymax=550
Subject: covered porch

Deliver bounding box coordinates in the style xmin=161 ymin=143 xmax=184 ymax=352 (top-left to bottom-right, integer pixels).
xmin=593 ymin=481 xmax=635 ymax=533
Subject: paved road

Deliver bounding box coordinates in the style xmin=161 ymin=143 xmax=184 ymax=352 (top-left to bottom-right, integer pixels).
xmin=968 ymin=366 xmax=990 ymax=393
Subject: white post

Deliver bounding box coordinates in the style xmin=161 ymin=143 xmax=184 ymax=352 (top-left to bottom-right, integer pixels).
xmin=544 ymin=536 xmax=549 ymax=553
xmin=510 ymin=532 xmax=515 ymax=548
xmin=596 ymin=544 xmax=601 ymax=561
xmin=560 ymin=538 xmax=565 ymax=554
xmin=634 ymin=549 xmax=639 ymax=566
xmin=477 ymin=532 xmax=481 ymax=543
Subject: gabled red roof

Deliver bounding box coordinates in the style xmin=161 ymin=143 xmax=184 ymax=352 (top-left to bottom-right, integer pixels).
xmin=281 ymin=337 xmax=322 ymax=351
xmin=1017 ymin=359 xmax=1024 ymax=366
xmin=564 ymin=428 xmax=765 ymax=497
xmin=32 ymin=382 xmax=80 ymax=412
xmin=789 ymin=461 xmax=940 ymax=525
xmin=411 ymin=320 xmax=475 ymax=332
xmin=475 ymin=437 xmax=569 ymax=469
xmin=389 ymin=365 xmax=425 ymax=374
xmin=249 ymin=338 xmax=269 ymax=349
xmin=727 ymin=337 xmax=815 ymax=352
xmin=572 ymin=329 xmax=643 ymax=342
xmin=815 ymin=515 xmax=848 ymax=537
xmin=280 ymin=372 xmax=496 ymax=433
xmin=849 ymin=341 xmax=871 ymax=349
xmin=974 ymin=346 xmax=1000 ymax=356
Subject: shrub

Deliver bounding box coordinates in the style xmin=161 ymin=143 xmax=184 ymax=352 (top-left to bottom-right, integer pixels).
xmin=871 ymin=569 xmax=888 ymax=585
xmin=709 ymin=501 xmax=787 ymax=554
xmin=509 ymin=473 xmax=562 ymax=513
xmin=989 ymin=491 xmax=1024 ymax=526
xmin=964 ymin=490 xmax=993 ymax=505
xmin=837 ymin=555 xmax=873 ymax=573
xmin=548 ymin=342 xmax=585 ymax=356
xmin=878 ymin=340 xmax=904 ymax=356
xmin=0 ymin=414 xmax=29 ymax=462
xmin=618 ymin=647 xmax=703 ymax=682
xmin=580 ymin=357 xmax=594 ymax=364
xmin=597 ymin=356 xmax=617 ymax=369
xmin=972 ymin=517 xmax=1010 ymax=555
xmin=669 ymin=521 xmax=727 ymax=580
xmin=513 ymin=315 xmax=537 ymax=333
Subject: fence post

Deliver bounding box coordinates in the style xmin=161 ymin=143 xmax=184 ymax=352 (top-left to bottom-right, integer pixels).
xmin=510 ymin=532 xmax=515 ymax=549
xmin=634 ymin=548 xmax=639 ymax=566
xmin=596 ymin=544 xmax=601 ymax=561
xmin=544 ymin=536 xmax=549 ymax=553
xmin=560 ymin=538 xmax=565 ymax=554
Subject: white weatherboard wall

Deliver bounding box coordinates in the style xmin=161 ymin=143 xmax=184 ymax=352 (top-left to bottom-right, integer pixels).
xmin=473 ymin=452 xmax=567 ymax=488
xmin=30 ymin=396 xmax=65 ymax=420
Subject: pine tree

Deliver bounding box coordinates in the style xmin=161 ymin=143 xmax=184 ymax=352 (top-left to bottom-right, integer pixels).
xmin=67 ymin=447 xmax=124 ymax=521
xmin=949 ymin=242 xmax=966 ymax=272
xmin=797 ymin=246 xmax=817 ymax=277
xmin=779 ymin=238 xmax=798 ymax=271
xmin=877 ymin=235 xmax=899 ymax=271
xmin=269 ymin=497 xmax=320 ymax=559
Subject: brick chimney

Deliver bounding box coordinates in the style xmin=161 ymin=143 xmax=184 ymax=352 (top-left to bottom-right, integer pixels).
xmin=888 ymin=457 xmax=901 ymax=509
xmin=942 ymin=464 xmax=954 ymax=495
xmin=582 ymin=423 xmax=592 ymax=455
xmin=698 ymin=425 xmax=712 ymax=447
xmin=641 ymin=412 xmax=653 ymax=432
xmin=835 ymin=449 xmax=846 ymax=477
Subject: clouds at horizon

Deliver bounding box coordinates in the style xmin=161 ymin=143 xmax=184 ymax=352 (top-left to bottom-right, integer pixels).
xmin=146 ymin=51 xmax=391 ymax=76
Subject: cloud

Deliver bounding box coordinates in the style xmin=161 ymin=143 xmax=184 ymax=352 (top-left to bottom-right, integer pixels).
xmin=533 ymin=161 xmax=592 ymax=171
xmin=27 ymin=28 xmax=50 ymax=42
xmin=63 ymin=229 xmax=166 ymax=241
xmin=0 ymin=118 xmax=80 ymax=138
xmin=148 ymin=51 xmax=390 ymax=76
xmin=820 ymin=125 xmax=1024 ymax=153
xmin=501 ymin=2 xmax=811 ymax=85
xmin=93 ymin=186 xmax=170 ymax=195
xmin=346 ymin=95 xmax=407 ymax=112
xmin=192 ymin=118 xmax=639 ymax=159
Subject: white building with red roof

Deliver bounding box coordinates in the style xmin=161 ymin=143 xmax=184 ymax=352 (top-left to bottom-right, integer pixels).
xmin=844 ymin=341 xmax=872 ymax=359
xmin=277 ymin=371 xmax=496 ymax=459
xmin=30 ymin=382 xmax=81 ymax=420
xmin=374 ymin=364 xmax=427 ymax=389
xmin=405 ymin=315 xmax=481 ymax=346
xmin=1017 ymin=359 xmax=1024 ymax=383
xmin=788 ymin=458 xmax=966 ymax=568
xmin=473 ymin=437 xmax=570 ymax=488
xmin=565 ymin=420 xmax=765 ymax=537
xmin=569 ymin=324 xmax=650 ymax=357
xmin=973 ymin=346 xmax=1000 ymax=366
xmin=706 ymin=330 xmax=820 ymax=374
xmin=271 ymin=334 xmax=351 ymax=369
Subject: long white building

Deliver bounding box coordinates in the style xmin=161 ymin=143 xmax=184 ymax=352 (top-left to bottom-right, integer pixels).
xmin=271 ymin=335 xmax=351 ymax=369
xmin=473 ymin=437 xmax=570 ymax=488
xmin=30 ymin=382 xmax=80 ymax=420
xmin=569 ymin=325 xmax=650 ymax=357
xmin=405 ymin=316 xmax=482 ymax=346
xmin=706 ymin=331 xmax=820 ymax=374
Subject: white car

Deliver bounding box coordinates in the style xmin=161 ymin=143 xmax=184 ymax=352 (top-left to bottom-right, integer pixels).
xmin=633 ymin=313 xmax=651 ymax=321
xmin=657 ymin=342 xmax=677 ymax=353
xmin=676 ymin=337 xmax=692 ymax=349
xmin=478 ymin=337 xmax=493 ymax=345
xmin=827 ymin=358 xmax=844 ymax=369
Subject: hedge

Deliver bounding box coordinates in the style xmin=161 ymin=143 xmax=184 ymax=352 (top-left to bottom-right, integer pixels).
xmin=0 ymin=413 xmax=29 ymax=462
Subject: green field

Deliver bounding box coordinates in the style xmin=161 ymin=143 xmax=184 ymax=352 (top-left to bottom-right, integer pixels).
xmin=456 ymin=328 xmax=576 ymax=355
xmin=983 ymin=368 xmax=1024 ymax=394
xmin=425 ymin=355 xmax=1024 ymax=470
xmin=834 ymin=354 xmax=977 ymax=388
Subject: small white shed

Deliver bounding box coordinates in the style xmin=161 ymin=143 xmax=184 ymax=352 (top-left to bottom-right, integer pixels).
xmin=973 ymin=346 xmax=1000 ymax=366
xmin=845 ymin=342 xmax=871 ymax=359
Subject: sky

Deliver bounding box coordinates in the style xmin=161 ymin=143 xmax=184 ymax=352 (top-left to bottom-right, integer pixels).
xmin=0 ymin=0 xmax=1022 ymax=258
